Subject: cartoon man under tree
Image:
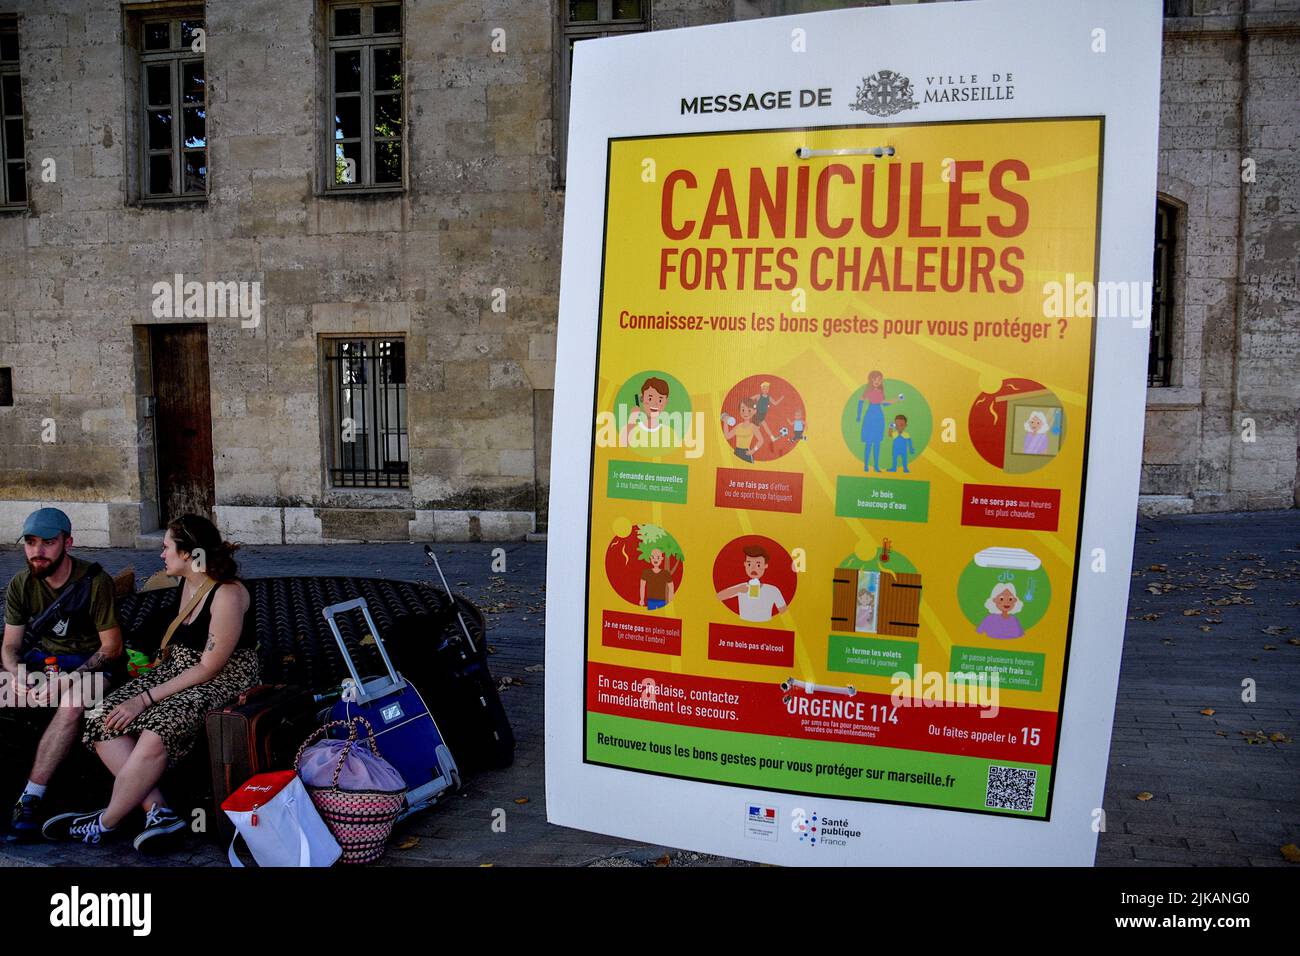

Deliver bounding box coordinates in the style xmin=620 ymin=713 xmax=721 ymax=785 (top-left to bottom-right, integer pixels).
xmin=636 ymin=524 xmax=683 ymax=610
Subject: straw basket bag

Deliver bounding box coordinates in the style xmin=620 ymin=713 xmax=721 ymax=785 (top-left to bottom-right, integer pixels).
xmin=295 ymin=717 xmax=407 ymax=864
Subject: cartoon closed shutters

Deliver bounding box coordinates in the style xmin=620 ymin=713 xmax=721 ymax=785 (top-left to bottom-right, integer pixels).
xmin=876 ymin=572 xmax=922 ymax=637
xmin=831 ymin=568 xmax=922 ymax=637
xmin=831 ymin=568 xmax=857 ymax=630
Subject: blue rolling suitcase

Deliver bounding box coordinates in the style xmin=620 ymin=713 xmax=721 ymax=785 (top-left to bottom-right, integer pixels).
xmin=322 ymin=598 xmax=461 ymax=821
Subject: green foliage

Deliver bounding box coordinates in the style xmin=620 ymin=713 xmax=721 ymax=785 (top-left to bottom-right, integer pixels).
xmin=636 ymin=523 xmax=683 ymax=574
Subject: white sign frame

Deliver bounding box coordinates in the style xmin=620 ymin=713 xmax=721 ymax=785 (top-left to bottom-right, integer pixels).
xmin=546 ymin=0 xmax=1161 ymax=866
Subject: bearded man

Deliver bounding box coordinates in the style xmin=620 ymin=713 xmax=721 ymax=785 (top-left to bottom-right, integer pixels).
xmin=2 ymin=508 xmax=122 ymax=842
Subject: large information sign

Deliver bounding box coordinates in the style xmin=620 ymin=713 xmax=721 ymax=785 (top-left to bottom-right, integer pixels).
xmin=547 ymin=0 xmax=1161 ymax=865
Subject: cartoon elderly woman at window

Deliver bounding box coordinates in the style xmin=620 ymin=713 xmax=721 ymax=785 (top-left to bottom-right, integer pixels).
xmin=1022 ymin=410 xmax=1051 ymax=455
xmin=976 ymin=582 xmax=1026 ymax=640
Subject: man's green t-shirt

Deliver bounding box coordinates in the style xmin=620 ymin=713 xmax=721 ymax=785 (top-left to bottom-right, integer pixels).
xmin=4 ymin=556 xmax=118 ymax=656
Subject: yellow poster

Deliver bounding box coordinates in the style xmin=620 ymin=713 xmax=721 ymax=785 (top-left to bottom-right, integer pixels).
xmin=584 ymin=118 xmax=1102 ymax=818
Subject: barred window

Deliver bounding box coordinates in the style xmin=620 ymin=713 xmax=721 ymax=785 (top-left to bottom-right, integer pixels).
xmin=0 ymin=14 xmax=26 ymax=207
xmin=137 ymin=14 xmax=207 ymax=200
xmin=1149 ymin=200 xmax=1177 ymax=387
xmin=323 ymin=337 xmax=409 ymax=488
xmin=327 ymin=2 xmax=404 ymax=191
xmin=558 ymin=1 xmax=649 ymax=184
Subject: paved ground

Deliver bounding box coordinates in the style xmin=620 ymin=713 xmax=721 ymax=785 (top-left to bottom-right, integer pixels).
xmin=1097 ymin=510 xmax=1299 ymax=867
xmin=0 ymin=511 xmax=1296 ymax=867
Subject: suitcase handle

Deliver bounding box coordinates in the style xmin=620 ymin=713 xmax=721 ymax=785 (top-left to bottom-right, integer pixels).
xmin=321 ymin=598 xmax=403 ymax=703
xmin=233 ymin=683 xmax=284 ymax=707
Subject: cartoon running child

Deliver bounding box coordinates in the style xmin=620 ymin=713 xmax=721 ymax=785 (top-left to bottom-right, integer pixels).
xmin=855 ymin=370 xmax=892 ymax=472
xmin=1022 ymin=410 xmax=1050 ymax=455
xmin=975 ymin=582 xmax=1026 ymax=640
xmin=639 ymin=547 xmax=675 ymax=611
xmin=748 ymin=380 xmax=786 ymax=443
xmin=722 ymin=396 xmax=764 ymax=463
xmin=622 ymin=377 xmax=671 ymax=446
xmin=715 ymin=545 xmax=788 ymax=623
xmin=887 ymin=414 xmax=915 ymax=473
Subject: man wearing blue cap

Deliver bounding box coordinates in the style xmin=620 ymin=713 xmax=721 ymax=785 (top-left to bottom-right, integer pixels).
xmin=1 ymin=508 xmax=122 ymax=842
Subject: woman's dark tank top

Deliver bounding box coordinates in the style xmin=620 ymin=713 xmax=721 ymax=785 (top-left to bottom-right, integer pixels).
xmin=171 ymin=580 xmax=257 ymax=652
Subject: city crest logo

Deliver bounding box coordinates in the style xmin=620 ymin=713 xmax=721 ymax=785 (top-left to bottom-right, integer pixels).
xmin=849 ymin=69 xmax=919 ymax=117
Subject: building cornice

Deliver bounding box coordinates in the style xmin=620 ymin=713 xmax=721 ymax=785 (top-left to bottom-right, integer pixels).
xmin=1164 ymin=13 xmax=1300 ymax=41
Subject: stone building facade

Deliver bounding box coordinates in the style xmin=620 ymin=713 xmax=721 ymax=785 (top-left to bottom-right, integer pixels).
xmin=1142 ymin=0 xmax=1300 ymax=514
xmin=0 ymin=0 xmax=1294 ymax=547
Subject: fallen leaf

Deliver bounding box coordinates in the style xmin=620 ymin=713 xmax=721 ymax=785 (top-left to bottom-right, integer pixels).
xmin=1149 ymin=564 xmax=1168 ymax=572
xmin=1270 ymin=733 xmax=1292 ymax=743
xmin=479 ymin=863 xmax=495 ymax=868
xmin=1264 ymin=645 xmax=1277 ymax=651
xmin=1136 ymin=792 xmax=1154 ymax=801
xmin=655 ymin=853 xmax=672 ymax=867
xmin=1199 ymin=708 xmax=1215 ymax=716
xmin=1140 ymin=613 xmax=1161 ymax=621
xmin=1199 ymin=626 xmax=1212 ymax=632
xmin=514 ymin=797 xmax=529 ymax=805
xmin=1215 ymin=731 xmax=1228 ymax=737
xmin=395 ymin=836 xmax=420 ymax=850
xmin=1262 ymin=626 xmax=1289 ymax=635
xmin=1182 ymin=609 xmax=1202 ymax=617
xmin=1288 ymin=639 xmax=1300 ymax=646
xmin=524 ymin=663 xmax=544 ymax=672
xmin=1146 ymin=585 xmax=1162 ymax=595
xmin=1281 ymin=845 xmax=1300 ymax=864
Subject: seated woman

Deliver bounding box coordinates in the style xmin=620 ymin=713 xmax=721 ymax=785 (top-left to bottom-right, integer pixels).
xmin=42 ymin=514 xmax=259 ymax=853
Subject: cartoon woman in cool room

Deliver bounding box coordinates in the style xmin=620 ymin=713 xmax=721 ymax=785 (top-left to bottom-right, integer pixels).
xmin=856 ymin=369 xmax=891 ymax=472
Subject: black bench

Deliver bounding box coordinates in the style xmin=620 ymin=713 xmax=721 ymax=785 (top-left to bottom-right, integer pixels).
xmin=1 ymin=576 xmax=486 ymax=832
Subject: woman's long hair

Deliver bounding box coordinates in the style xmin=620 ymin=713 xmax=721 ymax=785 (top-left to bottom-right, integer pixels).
xmin=168 ymin=514 xmax=240 ymax=583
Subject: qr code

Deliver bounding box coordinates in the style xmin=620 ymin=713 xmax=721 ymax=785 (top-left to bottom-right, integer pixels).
xmin=985 ymin=765 xmax=1037 ymax=812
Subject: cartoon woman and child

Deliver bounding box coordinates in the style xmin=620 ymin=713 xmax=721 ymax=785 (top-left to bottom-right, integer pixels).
xmin=856 ymin=370 xmax=913 ymax=472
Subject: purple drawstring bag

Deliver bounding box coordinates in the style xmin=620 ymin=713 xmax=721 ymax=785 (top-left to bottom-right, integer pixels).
xmin=297 ymin=725 xmax=407 ymax=793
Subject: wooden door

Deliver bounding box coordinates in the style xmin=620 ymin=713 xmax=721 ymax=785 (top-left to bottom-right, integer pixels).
xmin=150 ymin=324 xmax=216 ymax=524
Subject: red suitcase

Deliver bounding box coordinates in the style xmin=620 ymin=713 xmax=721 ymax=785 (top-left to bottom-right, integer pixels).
xmin=205 ymin=683 xmax=318 ymax=844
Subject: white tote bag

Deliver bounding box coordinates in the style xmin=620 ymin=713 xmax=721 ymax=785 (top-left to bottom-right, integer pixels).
xmin=221 ymin=770 xmax=342 ymax=868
